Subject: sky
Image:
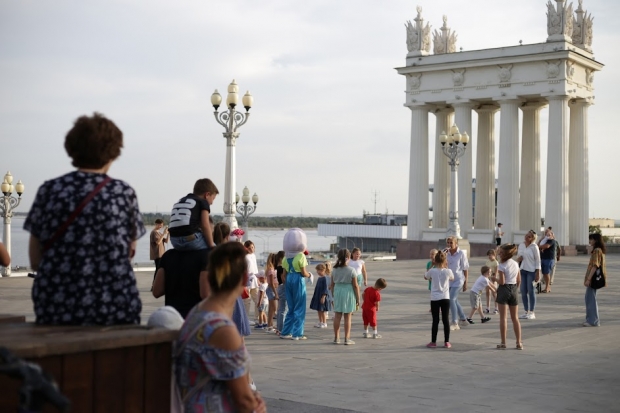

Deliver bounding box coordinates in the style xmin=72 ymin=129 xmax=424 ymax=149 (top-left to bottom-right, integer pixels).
xmin=0 ymin=0 xmax=618 ymax=220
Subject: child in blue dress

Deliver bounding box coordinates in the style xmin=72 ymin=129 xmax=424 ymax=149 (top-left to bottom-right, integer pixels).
xmin=325 ymin=260 xmax=334 ymax=319
xmin=310 ymin=263 xmax=332 ymax=328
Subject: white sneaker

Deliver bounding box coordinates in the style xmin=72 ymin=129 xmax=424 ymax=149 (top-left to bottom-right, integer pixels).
xmin=519 ymin=312 xmax=529 ymax=319
xmin=321 ymin=323 xmax=328 ymax=328
xmin=314 ymin=323 xmax=323 ymax=328
xmin=527 ymin=312 xmax=536 ymax=320
xmin=449 ymin=323 xmax=460 ymax=331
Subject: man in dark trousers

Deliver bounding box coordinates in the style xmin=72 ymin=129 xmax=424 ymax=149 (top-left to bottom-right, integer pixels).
xmin=151 ymin=248 xmax=208 ymax=318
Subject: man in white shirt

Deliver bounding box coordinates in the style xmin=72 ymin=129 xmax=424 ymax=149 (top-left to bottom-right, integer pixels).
xmin=494 ymin=223 xmax=504 ymax=246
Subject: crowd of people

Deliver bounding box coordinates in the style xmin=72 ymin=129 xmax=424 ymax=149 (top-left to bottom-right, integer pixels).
xmin=422 ymin=228 xmax=601 ymax=352
xmin=16 ymin=112 xmax=610 ymax=413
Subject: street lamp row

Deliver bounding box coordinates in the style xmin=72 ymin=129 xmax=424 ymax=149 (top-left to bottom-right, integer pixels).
xmin=235 ymin=186 xmax=259 ymax=242
xmin=1 ymin=171 xmax=25 ymax=276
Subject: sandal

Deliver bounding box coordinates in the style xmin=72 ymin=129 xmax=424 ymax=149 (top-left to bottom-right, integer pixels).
xmin=496 ymin=343 xmax=506 ymax=349
xmin=516 ymin=342 xmax=524 ymax=350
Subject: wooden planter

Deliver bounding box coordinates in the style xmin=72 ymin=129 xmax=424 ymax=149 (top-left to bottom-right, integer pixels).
xmin=0 ymin=323 xmax=178 ymax=413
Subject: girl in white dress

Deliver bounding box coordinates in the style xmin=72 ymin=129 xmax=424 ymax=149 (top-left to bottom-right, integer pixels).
xmin=349 ymin=248 xmax=368 ymax=289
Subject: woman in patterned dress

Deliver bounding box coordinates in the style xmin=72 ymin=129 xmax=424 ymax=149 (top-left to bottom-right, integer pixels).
xmin=175 ymin=242 xmax=266 ymax=413
xmin=24 ymin=113 xmax=145 ymax=325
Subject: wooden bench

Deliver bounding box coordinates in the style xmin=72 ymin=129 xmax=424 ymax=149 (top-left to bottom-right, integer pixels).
xmin=0 ymin=323 xmax=178 ymax=413
xmin=0 ymin=314 xmax=26 ymax=324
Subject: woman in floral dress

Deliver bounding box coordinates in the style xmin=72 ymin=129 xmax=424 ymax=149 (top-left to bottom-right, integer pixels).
xmin=24 ymin=113 xmax=145 ymax=325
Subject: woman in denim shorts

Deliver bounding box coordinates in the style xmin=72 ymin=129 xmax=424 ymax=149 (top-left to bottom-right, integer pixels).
xmin=496 ymin=244 xmax=523 ymax=350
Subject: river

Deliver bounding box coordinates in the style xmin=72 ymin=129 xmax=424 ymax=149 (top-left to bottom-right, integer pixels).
xmin=3 ymin=217 xmax=336 ymax=268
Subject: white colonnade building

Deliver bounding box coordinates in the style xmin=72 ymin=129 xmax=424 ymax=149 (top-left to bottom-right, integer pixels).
xmin=396 ymin=1 xmax=602 ymax=258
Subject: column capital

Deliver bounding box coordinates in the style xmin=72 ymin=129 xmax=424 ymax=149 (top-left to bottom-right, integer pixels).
xmin=542 ymin=94 xmax=570 ymax=101
xmin=447 ymin=99 xmax=476 ymax=107
xmin=431 ymin=105 xmax=454 ymax=115
xmin=570 ymin=98 xmax=594 ymax=108
xmin=405 ymin=102 xmax=432 ymax=110
xmin=520 ymin=101 xmax=548 ymax=111
xmin=493 ymin=97 xmax=524 ymax=104
xmin=474 ymin=104 xmax=500 ymax=114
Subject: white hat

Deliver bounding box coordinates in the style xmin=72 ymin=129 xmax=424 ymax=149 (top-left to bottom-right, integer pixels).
xmin=147 ymin=306 xmax=184 ymax=330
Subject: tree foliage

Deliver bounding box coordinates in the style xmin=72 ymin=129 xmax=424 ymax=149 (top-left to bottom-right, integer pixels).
xmin=141 ymin=213 xmax=359 ymax=228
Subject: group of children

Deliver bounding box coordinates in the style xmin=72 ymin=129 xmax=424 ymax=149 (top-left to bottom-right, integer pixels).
xmin=249 ymin=248 xmax=388 ymax=341
xmin=426 ymin=248 xmax=494 ymax=348
xmin=424 ymin=245 xmax=524 ymax=350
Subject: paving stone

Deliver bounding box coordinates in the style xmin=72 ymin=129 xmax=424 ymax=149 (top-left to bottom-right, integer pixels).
xmin=1 ymin=254 xmax=618 ymax=412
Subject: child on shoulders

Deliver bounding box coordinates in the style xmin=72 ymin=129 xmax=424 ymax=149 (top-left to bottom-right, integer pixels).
xmin=168 ymin=178 xmax=218 ymax=251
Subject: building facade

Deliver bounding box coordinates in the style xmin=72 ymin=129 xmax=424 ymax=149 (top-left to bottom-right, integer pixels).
xmin=397 ymin=1 xmax=601 ymax=258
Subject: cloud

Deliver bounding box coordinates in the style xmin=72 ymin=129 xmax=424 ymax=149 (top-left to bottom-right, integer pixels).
xmin=0 ymin=0 xmax=618 ymax=220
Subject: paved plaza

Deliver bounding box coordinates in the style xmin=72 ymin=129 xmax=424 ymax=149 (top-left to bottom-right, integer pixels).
xmin=1 ymin=254 xmax=618 ymax=412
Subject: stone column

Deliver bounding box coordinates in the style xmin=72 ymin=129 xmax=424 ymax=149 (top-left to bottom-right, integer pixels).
xmin=519 ymin=102 xmax=547 ymax=232
xmin=544 ymin=95 xmax=570 ymax=246
xmin=496 ymin=99 xmax=522 ymax=242
xmin=452 ymin=102 xmax=474 ymax=235
xmin=432 ymin=107 xmax=454 ymax=228
xmin=406 ymin=105 xmax=431 ymax=240
xmin=474 ymin=105 xmax=499 ymax=230
xmin=569 ymin=99 xmax=591 ymax=245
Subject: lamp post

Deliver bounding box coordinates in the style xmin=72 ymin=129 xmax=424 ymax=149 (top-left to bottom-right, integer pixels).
xmin=235 ymin=186 xmax=258 ymax=242
xmin=254 ymin=231 xmax=278 ymax=254
xmin=0 ymin=171 xmax=25 ymax=276
xmin=439 ymin=124 xmax=469 ymax=239
xmin=211 ymin=79 xmax=254 ymax=230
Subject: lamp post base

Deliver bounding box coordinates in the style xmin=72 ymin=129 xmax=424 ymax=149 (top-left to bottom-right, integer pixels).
xmin=222 ymin=214 xmax=239 ymax=231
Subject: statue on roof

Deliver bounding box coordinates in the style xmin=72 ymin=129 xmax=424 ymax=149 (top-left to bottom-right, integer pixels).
xmin=405 ymin=6 xmax=431 ymax=57
xmin=546 ymin=0 xmax=574 ymax=43
xmin=572 ymin=0 xmax=593 ymax=52
xmin=433 ymin=15 xmax=458 ymax=55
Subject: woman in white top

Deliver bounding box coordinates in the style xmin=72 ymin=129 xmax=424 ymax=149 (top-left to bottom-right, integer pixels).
xmin=244 ymin=241 xmax=260 ymax=324
xmin=496 ymin=244 xmax=523 ymax=350
xmin=516 ymin=230 xmax=541 ymax=320
xmin=424 ymin=250 xmax=455 ymax=348
xmin=348 ymin=248 xmax=368 ymax=288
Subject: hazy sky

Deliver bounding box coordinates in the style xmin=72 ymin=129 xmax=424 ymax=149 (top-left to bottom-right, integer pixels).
xmin=1 ymin=0 xmax=617 ymax=219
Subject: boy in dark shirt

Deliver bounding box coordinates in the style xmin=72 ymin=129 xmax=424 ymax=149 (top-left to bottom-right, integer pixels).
xmin=168 ymin=178 xmax=218 ymax=251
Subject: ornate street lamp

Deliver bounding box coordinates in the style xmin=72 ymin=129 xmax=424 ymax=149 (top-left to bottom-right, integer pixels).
xmin=439 ymin=124 xmax=469 ymax=239
xmin=211 ymin=79 xmax=254 ymax=229
xmin=0 ymin=171 xmax=25 ymax=276
xmin=235 ymin=186 xmax=258 ymax=242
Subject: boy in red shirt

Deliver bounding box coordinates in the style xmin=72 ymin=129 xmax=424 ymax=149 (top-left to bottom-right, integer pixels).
xmin=362 ymin=278 xmax=387 ymax=339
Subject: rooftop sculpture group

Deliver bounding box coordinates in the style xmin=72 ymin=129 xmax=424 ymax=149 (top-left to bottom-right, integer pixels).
xmin=406 ymin=0 xmax=594 ymax=57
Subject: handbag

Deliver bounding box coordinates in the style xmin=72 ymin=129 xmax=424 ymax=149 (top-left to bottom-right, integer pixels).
xmin=241 ymin=287 xmax=250 ymax=299
xmin=591 ymin=266 xmax=606 ymax=290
